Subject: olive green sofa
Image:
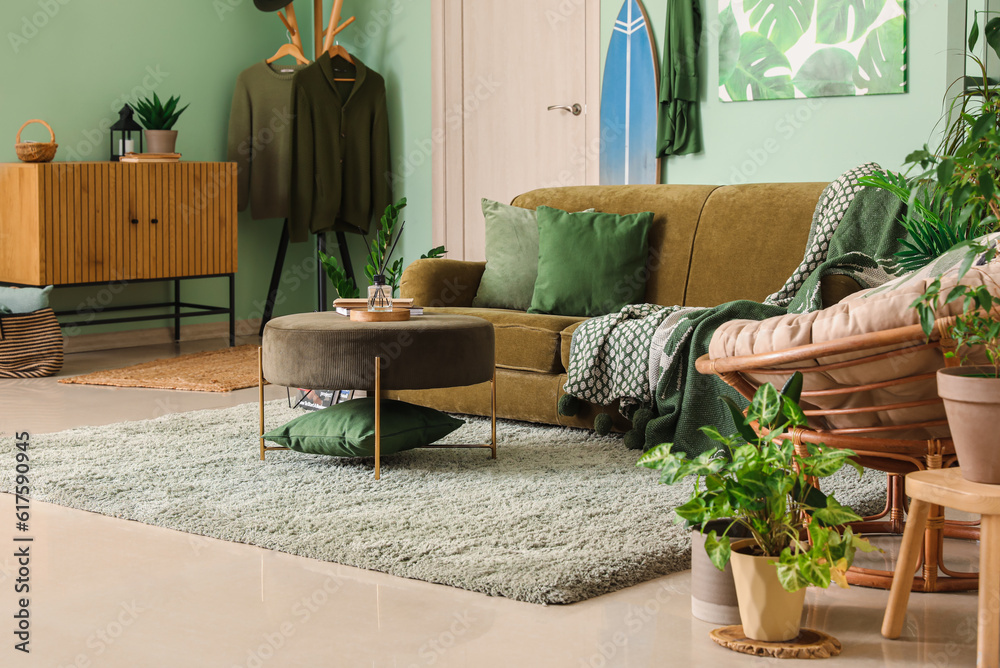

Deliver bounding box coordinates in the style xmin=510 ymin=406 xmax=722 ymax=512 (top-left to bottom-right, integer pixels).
xmin=393 ymin=182 xmax=856 ymax=429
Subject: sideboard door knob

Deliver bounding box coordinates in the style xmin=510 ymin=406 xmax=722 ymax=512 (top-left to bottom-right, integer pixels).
xmin=151 ymin=218 xmax=159 ymax=225
xmin=131 ymin=218 xmax=138 ymax=225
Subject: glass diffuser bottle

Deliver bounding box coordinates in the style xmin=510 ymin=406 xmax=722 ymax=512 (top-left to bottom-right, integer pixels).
xmin=368 ymin=274 xmax=392 ymax=312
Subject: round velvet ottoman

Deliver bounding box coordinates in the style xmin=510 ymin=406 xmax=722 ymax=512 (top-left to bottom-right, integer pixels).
xmin=258 ymin=313 xmax=496 ymax=479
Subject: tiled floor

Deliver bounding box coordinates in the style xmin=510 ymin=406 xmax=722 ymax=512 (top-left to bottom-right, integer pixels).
xmin=0 ymin=339 xmax=983 ymax=667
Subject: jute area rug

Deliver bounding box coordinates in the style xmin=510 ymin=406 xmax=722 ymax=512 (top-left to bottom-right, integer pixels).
xmin=11 ymin=401 xmax=888 ymax=604
xmin=59 ymin=345 xmax=260 ymax=392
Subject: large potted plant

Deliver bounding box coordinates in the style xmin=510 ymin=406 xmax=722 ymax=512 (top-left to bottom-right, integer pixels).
xmin=134 ymin=93 xmax=189 ymax=154
xmin=639 ymin=374 xmax=875 ymax=641
xmin=859 ymin=17 xmax=1000 ymax=484
xmin=913 ymin=249 xmax=1000 ymax=483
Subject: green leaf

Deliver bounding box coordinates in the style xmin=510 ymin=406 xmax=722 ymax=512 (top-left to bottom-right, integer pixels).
xmin=779 ymin=371 xmax=803 ymax=404
xmin=744 ymin=0 xmax=813 ymax=52
xmin=812 ymin=497 xmax=862 ymax=526
xmin=704 ymin=531 xmax=731 ymax=571
xmin=420 ymin=245 xmax=447 ymax=259
xmin=749 ymin=383 xmax=782 ymax=428
xmin=986 ymin=17 xmax=1000 ymax=63
xmin=854 ymin=16 xmax=907 ymax=96
xmin=970 ymin=113 xmax=995 ymax=143
xmin=971 ymin=13 xmax=981 ymax=53
xmin=720 ymin=396 xmax=758 ymax=444
xmin=724 ymin=32 xmax=794 ymax=101
xmin=979 ymin=167 xmax=995 ymax=200
xmin=792 ymin=48 xmax=858 ymax=98
xmin=937 ymin=158 xmax=955 ymax=186
xmin=718 ymin=3 xmax=740 ymax=85
xmin=816 ymin=0 xmax=886 ymax=44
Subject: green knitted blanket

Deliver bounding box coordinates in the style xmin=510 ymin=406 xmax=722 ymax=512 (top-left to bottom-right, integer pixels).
xmin=563 ymin=164 xmax=909 ymax=455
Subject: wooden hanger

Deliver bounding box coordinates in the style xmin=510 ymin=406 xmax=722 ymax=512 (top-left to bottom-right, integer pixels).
xmin=268 ymin=4 xmax=309 ymax=65
xmin=323 ymin=0 xmax=357 ymax=81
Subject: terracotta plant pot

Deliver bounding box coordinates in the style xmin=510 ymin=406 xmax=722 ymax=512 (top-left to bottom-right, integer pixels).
xmin=144 ymin=129 xmax=178 ymax=154
xmin=729 ymin=539 xmax=806 ymax=642
xmin=937 ymin=366 xmax=1000 ymax=484
xmin=690 ymin=520 xmax=749 ymax=625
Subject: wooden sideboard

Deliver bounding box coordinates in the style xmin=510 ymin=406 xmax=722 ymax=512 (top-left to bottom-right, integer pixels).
xmin=0 ymin=161 xmax=239 ymax=344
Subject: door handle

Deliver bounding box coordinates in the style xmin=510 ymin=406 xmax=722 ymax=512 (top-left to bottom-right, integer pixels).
xmin=151 ymin=218 xmax=159 ymax=225
xmin=547 ymin=104 xmax=582 ymax=116
xmin=131 ymin=218 xmax=139 ymax=225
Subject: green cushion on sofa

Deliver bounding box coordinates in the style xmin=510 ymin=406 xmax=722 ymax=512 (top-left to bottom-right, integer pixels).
xmin=529 ymin=207 xmax=653 ymax=317
xmin=472 ymin=199 xmax=540 ymax=311
xmin=0 ymin=286 xmax=52 ymax=314
xmin=472 ymin=200 xmax=595 ymax=311
xmin=263 ymin=399 xmax=464 ymax=458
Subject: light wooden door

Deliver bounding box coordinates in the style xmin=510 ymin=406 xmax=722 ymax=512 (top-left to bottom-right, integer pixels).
xmin=433 ymin=0 xmax=601 ymax=261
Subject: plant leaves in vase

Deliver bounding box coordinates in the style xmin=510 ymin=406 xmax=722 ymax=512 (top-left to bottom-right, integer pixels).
xmin=793 ymin=47 xmax=858 ymax=97
xmin=724 ymin=32 xmax=794 ymax=101
xmin=854 ymin=15 xmax=906 ymax=95
xmin=816 ymin=0 xmax=887 ymax=44
xmin=744 ymin=0 xmax=814 ymax=52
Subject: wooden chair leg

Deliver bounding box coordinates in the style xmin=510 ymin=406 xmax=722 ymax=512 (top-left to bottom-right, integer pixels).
xmin=882 ymin=498 xmax=931 ymax=639
xmin=978 ymin=514 xmax=1000 ymax=668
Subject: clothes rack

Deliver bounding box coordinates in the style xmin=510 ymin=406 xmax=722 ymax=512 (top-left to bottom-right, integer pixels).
xmin=259 ymin=0 xmax=357 ymax=332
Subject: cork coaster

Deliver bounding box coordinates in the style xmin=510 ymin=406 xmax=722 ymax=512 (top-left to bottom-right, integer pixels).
xmin=710 ymin=626 xmax=842 ymax=660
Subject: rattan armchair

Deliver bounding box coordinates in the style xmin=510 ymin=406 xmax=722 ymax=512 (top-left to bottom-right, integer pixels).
xmin=695 ymin=314 xmax=979 ymax=593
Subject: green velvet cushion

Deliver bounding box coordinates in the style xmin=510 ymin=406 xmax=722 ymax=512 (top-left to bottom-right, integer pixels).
xmin=0 ymin=286 xmax=52 ymax=314
xmin=263 ymin=399 xmax=463 ymax=457
xmin=529 ymin=207 xmax=653 ymax=317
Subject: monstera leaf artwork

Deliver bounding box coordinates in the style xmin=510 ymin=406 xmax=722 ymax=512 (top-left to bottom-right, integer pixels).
xmin=719 ymin=0 xmax=907 ymax=102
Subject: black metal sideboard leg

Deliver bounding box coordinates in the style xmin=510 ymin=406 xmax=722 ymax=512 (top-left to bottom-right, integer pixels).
xmin=228 ymin=274 xmax=236 ymax=347
xmin=173 ymin=279 xmax=181 ymax=342
xmin=259 ymin=220 xmax=290 ymax=337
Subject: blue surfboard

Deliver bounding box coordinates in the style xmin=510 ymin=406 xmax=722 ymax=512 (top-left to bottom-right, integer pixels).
xmin=600 ymin=0 xmax=660 ymax=185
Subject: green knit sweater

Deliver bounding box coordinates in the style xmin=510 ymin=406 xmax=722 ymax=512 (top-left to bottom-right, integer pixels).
xmin=289 ymin=54 xmax=392 ymax=242
xmin=227 ymin=60 xmax=307 ymax=220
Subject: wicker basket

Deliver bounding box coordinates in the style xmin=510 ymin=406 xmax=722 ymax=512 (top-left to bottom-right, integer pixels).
xmin=14 ymin=119 xmax=58 ymax=163
xmin=0 ymin=308 xmax=64 ymax=378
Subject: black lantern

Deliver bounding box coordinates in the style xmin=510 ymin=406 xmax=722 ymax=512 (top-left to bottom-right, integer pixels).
xmin=110 ymin=104 xmax=143 ymax=161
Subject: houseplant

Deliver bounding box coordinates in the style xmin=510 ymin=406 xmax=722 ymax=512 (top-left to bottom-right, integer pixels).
xmin=320 ymin=197 xmax=446 ymax=300
xmin=859 ymin=16 xmax=1000 ymax=483
xmin=134 ymin=93 xmax=189 ymax=154
xmin=638 ymin=373 xmax=875 ymax=641
xmin=915 ymin=244 xmax=1000 ymax=483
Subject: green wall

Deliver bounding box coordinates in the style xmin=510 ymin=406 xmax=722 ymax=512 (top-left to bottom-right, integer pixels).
xmin=0 ymin=0 xmax=433 ymax=338
xmin=601 ymin=0 xmax=960 ymax=184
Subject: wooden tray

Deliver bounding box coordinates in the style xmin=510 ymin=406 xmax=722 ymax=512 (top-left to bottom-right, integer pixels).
xmin=709 ymin=626 xmax=841 ymax=660
xmin=349 ymin=309 xmax=411 ymax=323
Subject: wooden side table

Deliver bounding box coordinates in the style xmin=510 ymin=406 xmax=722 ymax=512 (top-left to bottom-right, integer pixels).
xmin=882 ymin=468 xmax=998 ymax=667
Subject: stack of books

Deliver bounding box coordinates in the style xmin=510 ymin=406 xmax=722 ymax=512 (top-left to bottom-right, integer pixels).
xmin=120 ymin=152 xmax=182 ymax=163
xmin=333 ymin=297 xmax=424 ymax=316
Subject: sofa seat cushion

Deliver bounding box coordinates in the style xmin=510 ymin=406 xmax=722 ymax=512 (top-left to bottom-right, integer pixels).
xmin=425 ymin=307 xmax=584 ymax=374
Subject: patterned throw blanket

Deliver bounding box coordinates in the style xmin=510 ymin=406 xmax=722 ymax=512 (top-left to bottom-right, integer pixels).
xmin=563 ymin=164 xmax=909 ymax=456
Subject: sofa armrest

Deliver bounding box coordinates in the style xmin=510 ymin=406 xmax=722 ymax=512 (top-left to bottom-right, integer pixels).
xmin=400 ymin=259 xmax=486 ymax=307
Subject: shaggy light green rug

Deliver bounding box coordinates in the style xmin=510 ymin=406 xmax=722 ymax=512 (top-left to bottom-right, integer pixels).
xmin=9 ymin=401 xmax=887 ymax=604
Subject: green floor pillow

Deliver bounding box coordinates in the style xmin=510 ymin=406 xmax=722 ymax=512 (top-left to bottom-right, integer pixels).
xmin=264 ymin=399 xmax=464 ymax=458
xmin=0 ymin=286 xmax=52 ymax=314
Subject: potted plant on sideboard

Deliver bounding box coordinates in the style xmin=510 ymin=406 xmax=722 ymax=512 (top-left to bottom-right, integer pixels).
xmin=134 ymin=93 xmax=189 ymax=154
xmin=638 ymin=373 xmax=876 ymax=642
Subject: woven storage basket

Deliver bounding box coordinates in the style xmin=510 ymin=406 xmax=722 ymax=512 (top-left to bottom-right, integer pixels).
xmin=0 ymin=308 xmax=64 ymax=378
xmin=14 ymin=119 xmax=58 ymax=163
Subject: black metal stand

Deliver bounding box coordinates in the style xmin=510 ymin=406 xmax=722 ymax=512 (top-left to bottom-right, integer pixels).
xmin=46 ymin=273 xmax=237 ymax=347
xmin=259 ymin=220 xmax=291 ymax=336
